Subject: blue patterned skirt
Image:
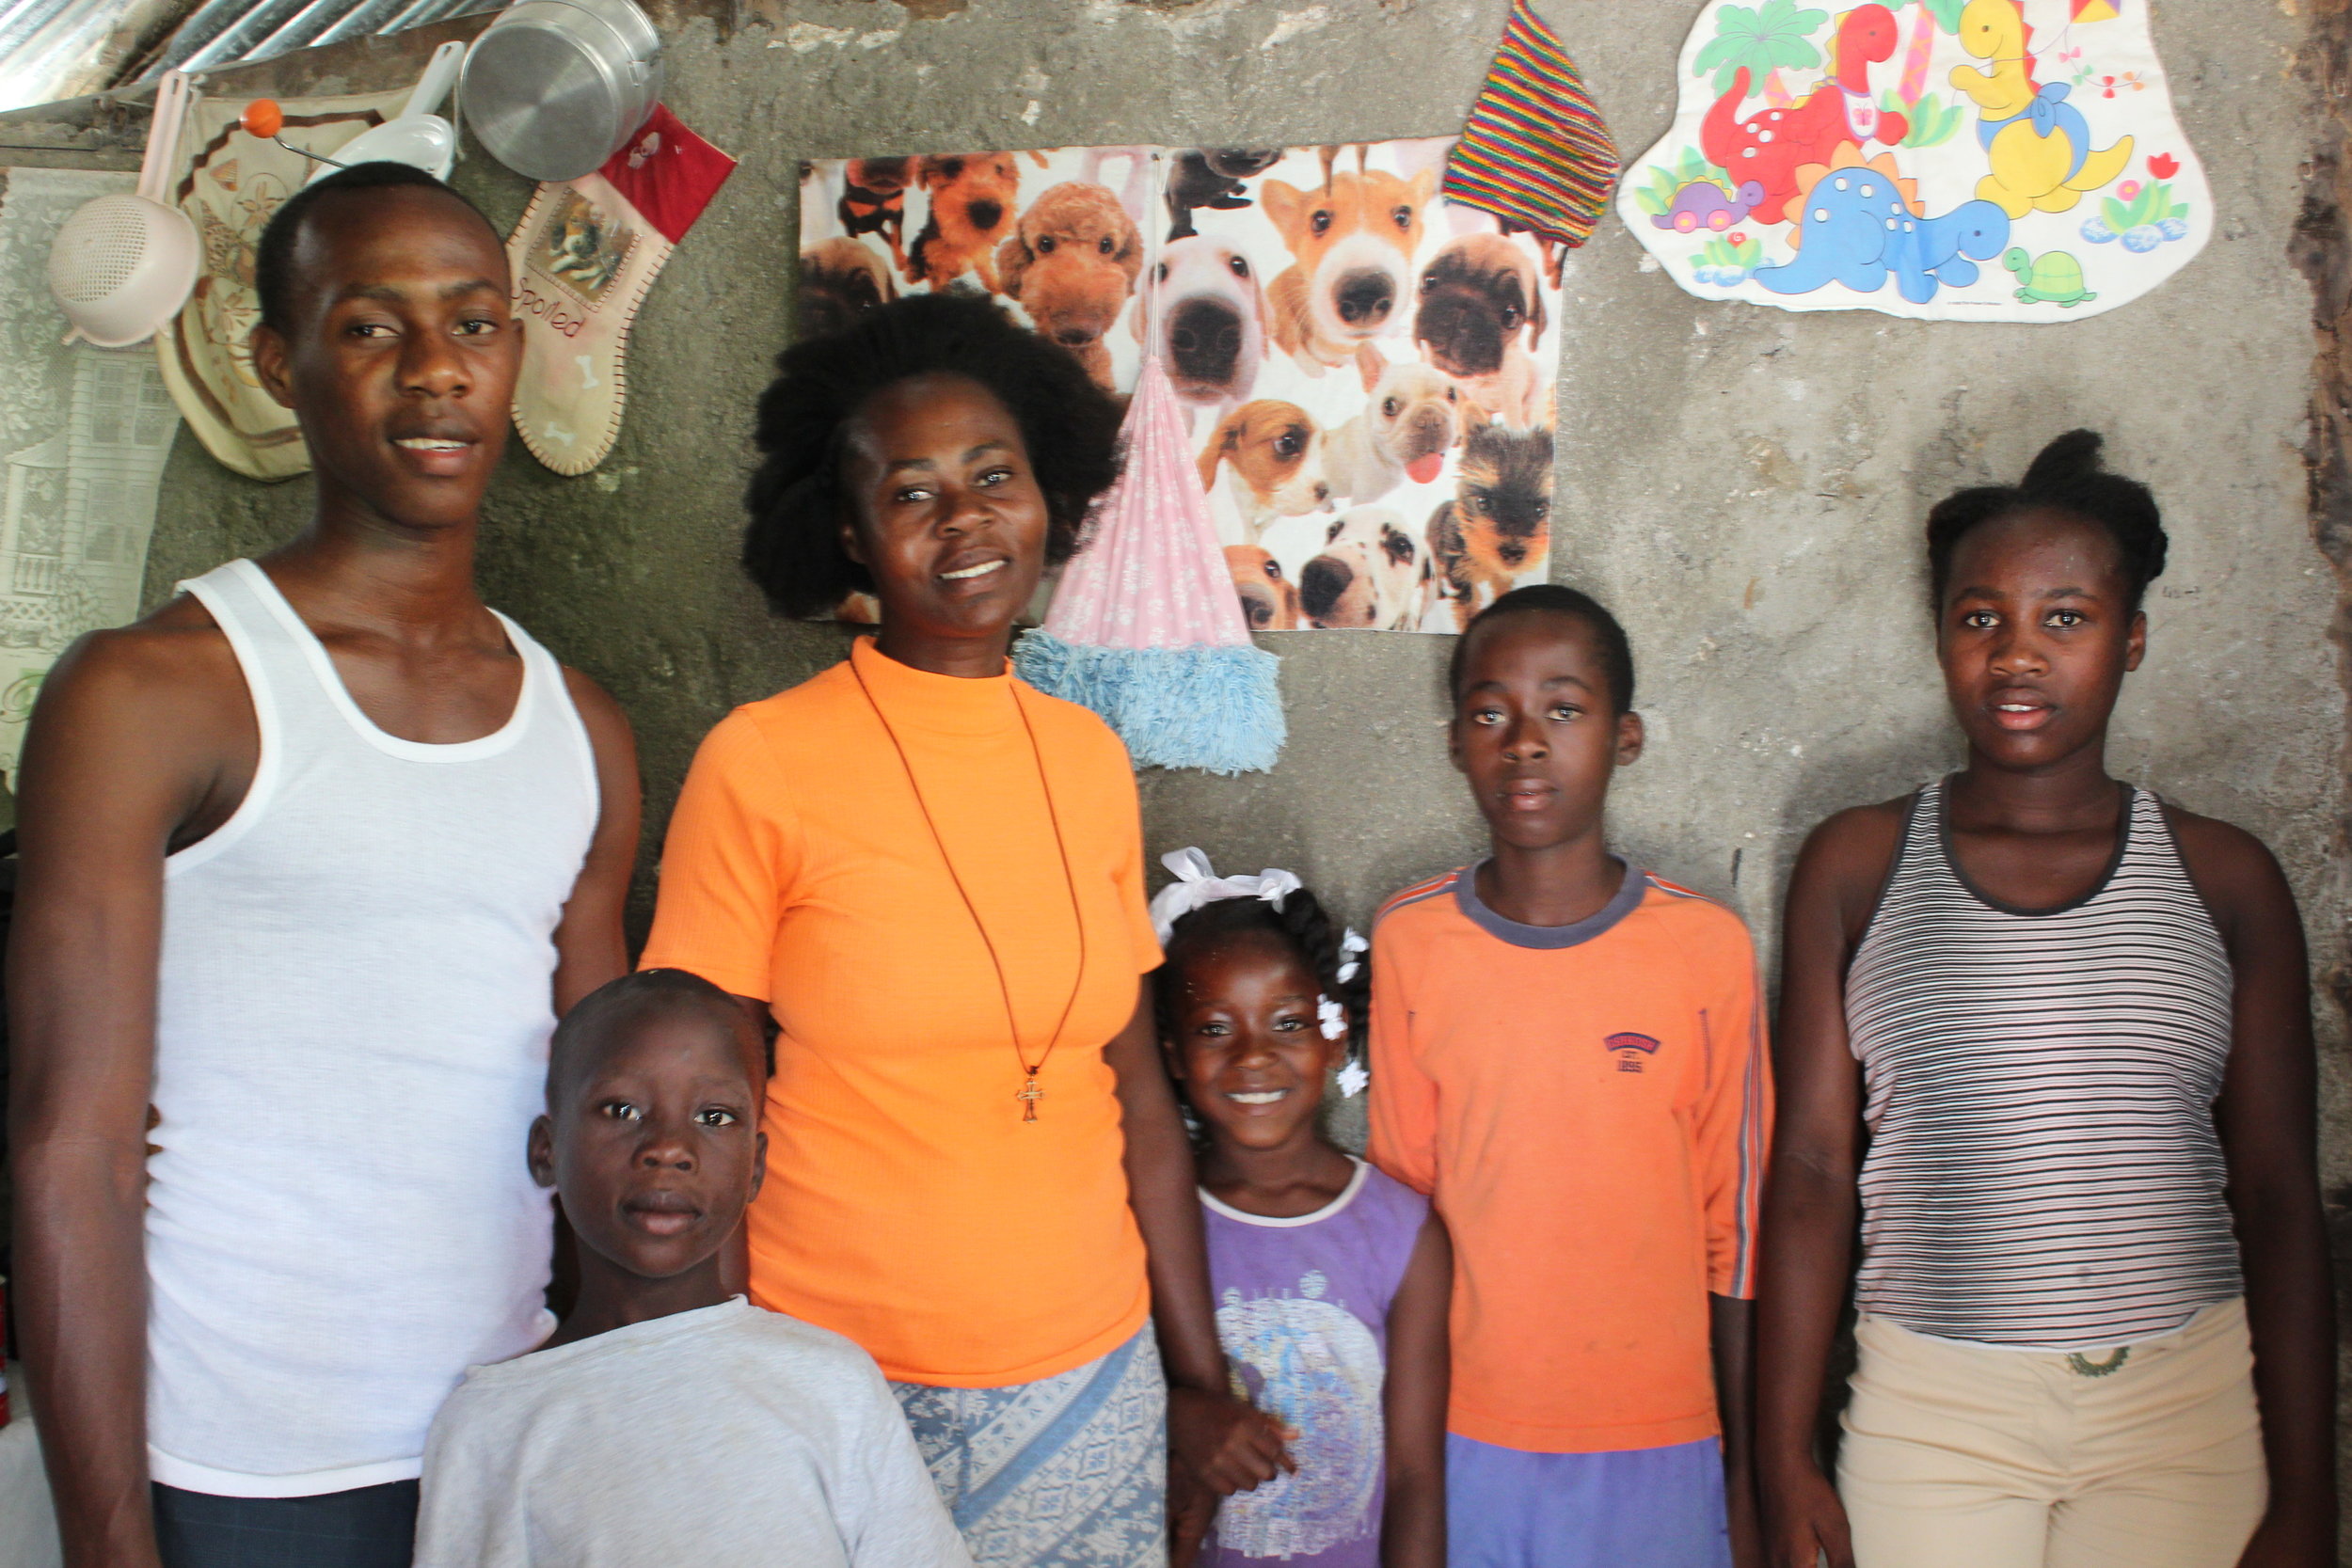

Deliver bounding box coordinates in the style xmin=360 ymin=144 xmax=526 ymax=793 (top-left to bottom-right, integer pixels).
xmin=892 ymin=1323 xmax=1168 ymax=1568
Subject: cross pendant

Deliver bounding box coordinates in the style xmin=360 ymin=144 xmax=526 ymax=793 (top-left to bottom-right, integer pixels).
xmin=1016 ymin=1070 xmax=1044 ymax=1123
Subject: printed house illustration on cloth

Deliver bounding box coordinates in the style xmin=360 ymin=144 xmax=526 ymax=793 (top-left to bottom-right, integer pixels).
xmin=1618 ymin=0 xmax=2211 ymax=321
xmin=0 ymin=350 xmax=177 ymax=744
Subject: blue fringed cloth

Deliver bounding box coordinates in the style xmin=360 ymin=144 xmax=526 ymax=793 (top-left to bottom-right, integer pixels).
xmin=1014 ymin=633 xmax=1283 ymax=777
xmin=1019 ymin=353 xmax=1285 ymax=774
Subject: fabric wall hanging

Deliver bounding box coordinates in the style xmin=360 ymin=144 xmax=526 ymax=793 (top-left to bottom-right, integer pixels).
xmin=507 ymin=104 xmax=736 ymax=476
xmin=161 ymin=86 xmax=409 ymax=480
xmin=800 ymin=138 xmax=1565 ymax=634
xmin=1617 ymin=0 xmax=2208 ymax=321
xmin=0 ymin=169 xmax=183 ymax=784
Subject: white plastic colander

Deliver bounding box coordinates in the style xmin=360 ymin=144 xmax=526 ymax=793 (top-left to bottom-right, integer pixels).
xmin=47 ymin=70 xmax=199 ymax=348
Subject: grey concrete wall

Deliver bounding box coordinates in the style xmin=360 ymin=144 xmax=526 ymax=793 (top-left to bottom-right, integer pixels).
xmin=104 ymin=0 xmax=2341 ymax=959
xmin=5 ymin=0 xmax=2345 ymax=1529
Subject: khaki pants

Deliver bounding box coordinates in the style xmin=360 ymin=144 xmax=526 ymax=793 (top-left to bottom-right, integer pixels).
xmin=1837 ymin=1299 xmax=2265 ymax=1568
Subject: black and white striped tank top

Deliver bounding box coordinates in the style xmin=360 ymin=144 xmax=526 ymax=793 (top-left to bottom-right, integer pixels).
xmin=1845 ymin=778 xmax=2241 ymax=1350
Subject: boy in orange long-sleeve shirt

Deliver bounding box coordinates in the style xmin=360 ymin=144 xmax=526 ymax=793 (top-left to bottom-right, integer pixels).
xmin=1369 ymin=585 xmax=1771 ymax=1568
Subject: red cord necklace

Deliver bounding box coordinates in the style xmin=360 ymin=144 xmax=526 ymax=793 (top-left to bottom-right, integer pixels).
xmin=851 ymin=652 xmax=1087 ymax=1122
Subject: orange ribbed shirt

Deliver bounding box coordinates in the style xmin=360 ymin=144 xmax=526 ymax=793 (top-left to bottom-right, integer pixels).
xmin=642 ymin=638 xmax=1158 ymax=1386
xmin=1369 ymin=863 xmax=1772 ymax=1453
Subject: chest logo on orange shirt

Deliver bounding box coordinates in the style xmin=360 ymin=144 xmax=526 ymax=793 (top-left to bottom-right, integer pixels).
xmin=1605 ymin=1032 xmax=1661 ymax=1073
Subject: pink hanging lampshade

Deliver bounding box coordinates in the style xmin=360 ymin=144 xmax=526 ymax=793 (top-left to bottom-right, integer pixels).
xmin=1014 ymin=354 xmax=1284 ymax=774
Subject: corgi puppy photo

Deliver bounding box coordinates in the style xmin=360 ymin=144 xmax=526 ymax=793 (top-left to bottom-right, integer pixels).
xmin=1261 ymin=166 xmax=1436 ymax=375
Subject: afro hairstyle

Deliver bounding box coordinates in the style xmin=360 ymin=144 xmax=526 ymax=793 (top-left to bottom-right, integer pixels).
xmin=740 ymin=290 xmax=1125 ymax=619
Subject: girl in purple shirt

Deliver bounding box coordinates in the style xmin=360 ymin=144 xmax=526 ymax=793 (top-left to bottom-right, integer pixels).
xmin=1151 ymin=853 xmax=1453 ymax=1568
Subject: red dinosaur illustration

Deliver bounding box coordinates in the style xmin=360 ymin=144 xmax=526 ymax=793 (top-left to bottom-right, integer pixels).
xmin=1699 ymin=3 xmax=1911 ymax=226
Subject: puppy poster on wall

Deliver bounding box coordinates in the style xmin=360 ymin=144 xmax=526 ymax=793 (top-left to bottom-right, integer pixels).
xmin=1616 ymin=0 xmax=2210 ymax=321
xmin=799 ymin=139 xmax=1564 ymax=633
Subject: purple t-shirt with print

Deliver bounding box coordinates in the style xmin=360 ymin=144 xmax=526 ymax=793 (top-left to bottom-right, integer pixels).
xmin=1201 ymin=1159 xmax=1429 ymax=1568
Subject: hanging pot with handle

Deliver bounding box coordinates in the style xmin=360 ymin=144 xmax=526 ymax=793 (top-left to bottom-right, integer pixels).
xmin=459 ymin=0 xmax=662 ymax=183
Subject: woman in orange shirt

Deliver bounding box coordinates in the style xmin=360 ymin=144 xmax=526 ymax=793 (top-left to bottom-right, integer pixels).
xmin=642 ymin=293 xmax=1287 ymax=1565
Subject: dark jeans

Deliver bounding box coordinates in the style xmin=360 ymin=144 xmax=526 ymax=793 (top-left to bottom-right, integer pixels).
xmin=151 ymin=1481 xmax=419 ymax=1568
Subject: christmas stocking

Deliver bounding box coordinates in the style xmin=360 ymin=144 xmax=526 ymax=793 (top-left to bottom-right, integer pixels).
xmin=507 ymin=104 xmax=735 ymax=475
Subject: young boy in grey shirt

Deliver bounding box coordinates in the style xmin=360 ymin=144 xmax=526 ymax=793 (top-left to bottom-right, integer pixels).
xmin=412 ymin=970 xmax=970 ymax=1568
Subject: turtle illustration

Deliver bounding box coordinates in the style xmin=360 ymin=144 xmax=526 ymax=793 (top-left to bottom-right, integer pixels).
xmin=2005 ymin=246 xmax=2096 ymax=307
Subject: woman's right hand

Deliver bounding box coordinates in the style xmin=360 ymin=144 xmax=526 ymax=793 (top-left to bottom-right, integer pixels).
xmin=1761 ymin=1459 xmax=1855 ymax=1568
xmin=1168 ymin=1384 xmax=1295 ymax=1496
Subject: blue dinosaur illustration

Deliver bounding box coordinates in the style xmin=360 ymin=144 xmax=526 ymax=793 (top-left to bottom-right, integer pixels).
xmin=1886 ymin=200 xmax=2009 ymax=300
xmin=1752 ymin=166 xmax=2010 ymax=304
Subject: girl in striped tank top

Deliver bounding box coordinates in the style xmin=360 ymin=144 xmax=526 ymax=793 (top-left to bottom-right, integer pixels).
xmin=1756 ymin=433 xmax=2334 ymax=1568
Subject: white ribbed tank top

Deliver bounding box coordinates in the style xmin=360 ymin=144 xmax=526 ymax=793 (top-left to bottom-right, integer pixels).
xmin=148 ymin=560 xmax=597 ymax=1496
xmin=1845 ymin=778 xmax=2242 ymax=1352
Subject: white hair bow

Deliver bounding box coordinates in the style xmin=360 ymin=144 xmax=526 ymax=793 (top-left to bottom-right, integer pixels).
xmin=1149 ymin=847 xmax=1303 ymax=942
xmin=1335 ymin=927 xmax=1368 ymax=985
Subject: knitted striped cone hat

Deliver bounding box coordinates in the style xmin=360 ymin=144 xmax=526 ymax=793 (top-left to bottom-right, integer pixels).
xmin=1442 ymin=0 xmax=1619 ymax=249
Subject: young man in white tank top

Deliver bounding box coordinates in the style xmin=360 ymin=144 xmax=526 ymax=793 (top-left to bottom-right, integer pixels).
xmin=10 ymin=162 xmax=642 ymax=1568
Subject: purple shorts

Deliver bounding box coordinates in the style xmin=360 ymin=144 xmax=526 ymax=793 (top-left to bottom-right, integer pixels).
xmin=1445 ymin=1433 xmax=1733 ymax=1568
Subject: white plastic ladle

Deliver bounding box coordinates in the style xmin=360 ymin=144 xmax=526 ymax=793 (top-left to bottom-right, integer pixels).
xmin=269 ymin=40 xmax=466 ymax=184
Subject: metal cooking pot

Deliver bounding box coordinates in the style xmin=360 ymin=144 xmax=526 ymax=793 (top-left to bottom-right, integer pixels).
xmin=459 ymin=0 xmax=663 ymax=182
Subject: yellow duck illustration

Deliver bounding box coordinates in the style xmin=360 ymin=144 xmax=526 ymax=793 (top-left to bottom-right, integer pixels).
xmin=1950 ymin=0 xmax=2133 ymax=217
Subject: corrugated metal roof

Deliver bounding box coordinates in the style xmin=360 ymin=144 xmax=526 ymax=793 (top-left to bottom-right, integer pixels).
xmin=144 ymin=0 xmax=498 ymax=77
xmin=0 ymin=0 xmax=497 ymax=113
xmin=0 ymin=0 xmax=181 ymax=111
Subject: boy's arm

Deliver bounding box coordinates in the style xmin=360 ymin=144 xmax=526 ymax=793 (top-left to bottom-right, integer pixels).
xmin=548 ymin=669 xmax=642 ymax=1011
xmin=1710 ymin=1293 xmax=1760 ymax=1568
xmin=1694 ymin=922 xmax=1772 ymax=1568
xmin=1364 ymin=933 xmax=1437 ymax=1194
xmin=1694 ymin=923 xmax=1771 ymax=1307
xmin=10 ymin=626 xmax=247 ymax=1568
xmin=1379 ymin=1210 xmax=1452 ymax=1568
